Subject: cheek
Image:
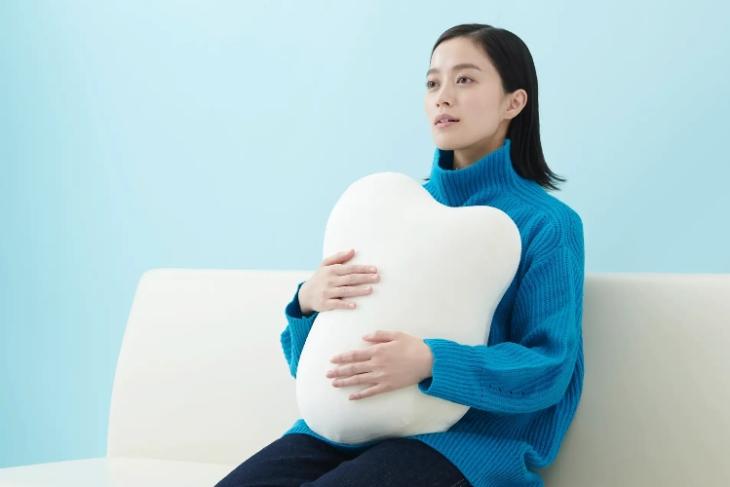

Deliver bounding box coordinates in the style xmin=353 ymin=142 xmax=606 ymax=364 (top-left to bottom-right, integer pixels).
xmin=461 ymin=94 xmax=500 ymax=130
xmin=463 ymin=90 xmax=498 ymax=114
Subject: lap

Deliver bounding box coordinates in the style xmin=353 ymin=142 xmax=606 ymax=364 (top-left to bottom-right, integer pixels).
xmin=214 ymin=433 xmax=469 ymax=487
xmin=214 ymin=433 xmax=357 ymax=487
xmin=304 ymin=436 xmax=470 ymax=487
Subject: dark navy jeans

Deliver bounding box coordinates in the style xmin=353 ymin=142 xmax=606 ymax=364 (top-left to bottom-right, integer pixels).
xmin=214 ymin=432 xmax=471 ymax=487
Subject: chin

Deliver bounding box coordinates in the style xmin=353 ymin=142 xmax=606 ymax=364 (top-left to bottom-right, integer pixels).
xmin=433 ymin=135 xmax=465 ymax=150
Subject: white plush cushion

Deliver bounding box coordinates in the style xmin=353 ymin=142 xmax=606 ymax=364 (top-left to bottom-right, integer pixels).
xmin=295 ymin=172 xmax=521 ymax=444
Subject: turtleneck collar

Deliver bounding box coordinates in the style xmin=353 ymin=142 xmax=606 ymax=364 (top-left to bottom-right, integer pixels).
xmin=424 ymin=137 xmax=539 ymax=207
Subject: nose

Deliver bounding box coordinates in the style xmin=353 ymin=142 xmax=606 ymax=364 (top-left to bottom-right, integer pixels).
xmin=435 ymin=86 xmax=453 ymax=109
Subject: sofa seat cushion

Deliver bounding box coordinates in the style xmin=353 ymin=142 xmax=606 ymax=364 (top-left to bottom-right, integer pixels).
xmin=0 ymin=456 xmax=235 ymax=487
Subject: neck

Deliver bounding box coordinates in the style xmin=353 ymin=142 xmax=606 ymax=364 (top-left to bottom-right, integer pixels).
xmin=453 ymin=137 xmax=505 ymax=170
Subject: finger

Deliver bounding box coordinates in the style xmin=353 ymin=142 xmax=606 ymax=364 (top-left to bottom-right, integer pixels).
xmin=327 ymin=298 xmax=357 ymax=310
xmin=343 ymin=264 xmax=378 ymax=275
xmin=326 ymin=361 xmax=372 ymax=379
xmin=325 ymin=361 xmax=373 ymax=379
xmin=321 ymin=248 xmax=354 ymax=266
xmin=349 ymin=383 xmax=387 ymax=400
xmin=362 ymin=330 xmax=397 ymax=342
xmin=332 ymin=371 xmax=378 ymax=388
xmin=330 ymin=348 xmax=372 ymax=364
xmin=325 ymin=284 xmax=373 ymax=299
xmin=335 ymin=272 xmax=379 ymax=286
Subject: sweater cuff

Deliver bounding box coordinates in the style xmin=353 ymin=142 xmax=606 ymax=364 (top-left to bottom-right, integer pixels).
xmin=285 ymin=280 xmax=319 ymax=320
xmin=417 ymin=338 xmax=471 ymax=398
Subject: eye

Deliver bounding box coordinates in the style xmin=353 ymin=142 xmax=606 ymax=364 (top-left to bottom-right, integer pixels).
xmin=425 ymin=76 xmax=473 ymax=89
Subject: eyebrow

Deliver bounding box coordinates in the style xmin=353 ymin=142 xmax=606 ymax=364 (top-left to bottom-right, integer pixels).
xmin=426 ymin=63 xmax=482 ymax=77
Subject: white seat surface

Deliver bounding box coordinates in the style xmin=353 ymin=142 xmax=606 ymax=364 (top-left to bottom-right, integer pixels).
xmin=0 ymin=457 xmax=236 ymax=487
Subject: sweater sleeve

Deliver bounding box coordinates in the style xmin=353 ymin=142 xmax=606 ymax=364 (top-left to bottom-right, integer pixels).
xmin=417 ymin=220 xmax=585 ymax=414
xmin=280 ymin=280 xmax=320 ymax=378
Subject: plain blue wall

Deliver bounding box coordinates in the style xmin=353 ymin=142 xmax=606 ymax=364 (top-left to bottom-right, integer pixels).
xmin=2 ymin=0 xmax=728 ymax=468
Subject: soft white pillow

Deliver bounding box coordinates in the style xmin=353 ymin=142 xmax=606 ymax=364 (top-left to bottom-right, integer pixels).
xmin=296 ymin=172 xmax=521 ymax=444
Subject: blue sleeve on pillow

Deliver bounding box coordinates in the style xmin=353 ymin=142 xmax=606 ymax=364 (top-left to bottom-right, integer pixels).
xmin=280 ymin=280 xmax=319 ymax=378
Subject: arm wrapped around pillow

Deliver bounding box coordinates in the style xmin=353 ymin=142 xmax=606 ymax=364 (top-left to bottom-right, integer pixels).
xmin=419 ymin=226 xmax=585 ymax=415
xmin=280 ymin=280 xmax=319 ymax=378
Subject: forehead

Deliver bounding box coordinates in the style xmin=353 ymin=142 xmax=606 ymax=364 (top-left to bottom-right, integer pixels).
xmin=427 ymin=37 xmax=492 ymax=75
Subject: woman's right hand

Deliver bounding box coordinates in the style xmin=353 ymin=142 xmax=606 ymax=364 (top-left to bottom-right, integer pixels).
xmin=298 ymin=248 xmax=380 ymax=315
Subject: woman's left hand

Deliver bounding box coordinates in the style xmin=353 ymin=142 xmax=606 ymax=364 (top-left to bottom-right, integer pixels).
xmin=326 ymin=330 xmax=434 ymax=400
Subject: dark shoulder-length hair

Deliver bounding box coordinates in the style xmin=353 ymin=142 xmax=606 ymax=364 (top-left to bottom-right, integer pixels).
xmin=423 ymin=23 xmax=565 ymax=191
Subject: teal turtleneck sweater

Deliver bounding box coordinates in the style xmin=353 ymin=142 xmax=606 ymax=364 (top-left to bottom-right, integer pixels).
xmin=280 ymin=138 xmax=585 ymax=487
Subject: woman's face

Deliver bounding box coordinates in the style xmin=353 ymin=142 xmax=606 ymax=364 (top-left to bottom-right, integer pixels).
xmin=424 ymin=36 xmax=525 ymax=163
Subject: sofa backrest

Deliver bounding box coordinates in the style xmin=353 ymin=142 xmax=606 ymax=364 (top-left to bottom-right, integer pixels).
xmin=539 ymin=273 xmax=730 ymax=485
xmin=107 ymin=269 xmax=730 ymax=485
xmin=107 ymin=268 xmax=310 ymax=465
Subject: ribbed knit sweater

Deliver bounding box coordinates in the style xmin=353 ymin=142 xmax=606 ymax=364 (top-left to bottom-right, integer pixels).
xmin=280 ymin=138 xmax=585 ymax=487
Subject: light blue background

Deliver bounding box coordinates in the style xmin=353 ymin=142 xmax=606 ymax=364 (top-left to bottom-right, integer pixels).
xmin=2 ymin=0 xmax=728 ymax=468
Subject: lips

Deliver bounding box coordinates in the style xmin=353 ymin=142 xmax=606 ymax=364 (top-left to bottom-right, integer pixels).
xmin=435 ymin=119 xmax=459 ymax=128
xmin=434 ymin=114 xmax=460 ymax=126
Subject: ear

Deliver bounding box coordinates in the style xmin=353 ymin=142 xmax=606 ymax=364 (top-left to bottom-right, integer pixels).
xmin=504 ymin=89 xmax=528 ymax=120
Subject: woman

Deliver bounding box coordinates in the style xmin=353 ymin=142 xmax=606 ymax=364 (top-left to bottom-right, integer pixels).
xmin=216 ymin=23 xmax=585 ymax=487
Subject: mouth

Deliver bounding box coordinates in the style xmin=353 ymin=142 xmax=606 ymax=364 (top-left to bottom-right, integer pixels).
xmin=435 ymin=119 xmax=460 ymax=128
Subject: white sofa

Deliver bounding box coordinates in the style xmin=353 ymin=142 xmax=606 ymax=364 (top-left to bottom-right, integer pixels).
xmin=1 ymin=269 xmax=729 ymax=486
